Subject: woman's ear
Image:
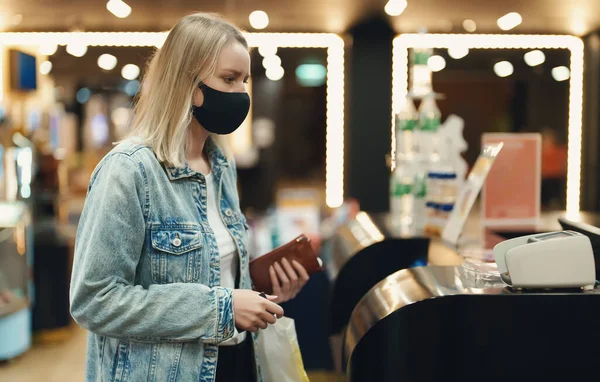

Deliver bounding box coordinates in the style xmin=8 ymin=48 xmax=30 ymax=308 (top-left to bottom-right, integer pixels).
xmin=192 ymin=86 xmax=204 ymax=107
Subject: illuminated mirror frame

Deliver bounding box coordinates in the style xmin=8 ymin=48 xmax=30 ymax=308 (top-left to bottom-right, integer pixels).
xmin=392 ymin=34 xmax=584 ymax=214
xmin=0 ymin=32 xmax=345 ymax=208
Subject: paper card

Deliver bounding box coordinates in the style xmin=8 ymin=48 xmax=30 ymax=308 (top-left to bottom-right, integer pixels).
xmin=441 ymin=142 xmax=503 ymax=247
xmin=481 ymin=133 xmax=541 ymax=227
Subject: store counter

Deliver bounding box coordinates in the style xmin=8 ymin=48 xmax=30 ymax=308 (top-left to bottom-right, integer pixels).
xmin=344 ymin=265 xmax=600 ymax=381
xmin=323 ymin=212 xmax=432 ymax=372
xmin=325 ymin=212 xmax=430 ymax=336
xmin=0 ymin=201 xmax=33 ymax=361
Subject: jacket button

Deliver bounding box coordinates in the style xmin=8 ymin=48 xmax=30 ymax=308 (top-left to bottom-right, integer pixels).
xmin=225 ymin=209 xmax=233 ymax=217
xmin=172 ymin=237 xmax=182 ymax=247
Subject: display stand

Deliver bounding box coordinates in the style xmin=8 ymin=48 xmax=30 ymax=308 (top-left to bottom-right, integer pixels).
xmin=0 ymin=201 xmax=33 ymax=361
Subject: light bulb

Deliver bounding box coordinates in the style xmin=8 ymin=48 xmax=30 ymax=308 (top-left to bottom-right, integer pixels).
xmin=497 ymin=12 xmax=522 ymax=31
xmin=427 ymin=55 xmax=446 ymax=72
xmin=384 ymin=0 xmax=408 ymax=16
xmin=262 ymin=55 xmax=281 ymax=69
xmin=121 ymin=64 xmax=140 ymax=80
xmin=524 ymin=50 xmax=545 ymax=67
xmin=39 ymin=61 xmax=52 ymax=75
xmin=249 ymin=10 xmax=269 ymax=29
xmin=462 ymin=19 xmax=477 ymax=33
xmin=494 ymin=61 xmax=514 ymax=77
xmin=106 ymin=0 xmax=131 ymax=18
xmin=40 ymin=44 xmax=58 ymax=56
xmin=266 ymin=66 xmax=284 ymax=81
xmin=258 ymin=45 xmax=277 ymax=57
xmin=66 ymin=42 xmax=87 ymax=57
xmin=448 ymin=46 xmax=469 ymax=59
xmin=98 ymin=53 xmax=118 ymax=70
xmin=552 ymin=66 xmax=570 ymax=82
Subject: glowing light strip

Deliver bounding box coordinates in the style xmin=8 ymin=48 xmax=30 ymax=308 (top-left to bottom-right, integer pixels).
xmin=392 ymin=34 xmax=584 ymax=214
xmin=0 ymin=47 xmax=3 ymax=102
xmin=0 ymin=32 xmax=345 ymax=208
xmin=248 ymin=33 xmax=345 ymax=208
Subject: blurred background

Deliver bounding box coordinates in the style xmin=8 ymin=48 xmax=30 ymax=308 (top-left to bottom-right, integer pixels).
xmin=2 ymin=0 xmax=600 ymax=381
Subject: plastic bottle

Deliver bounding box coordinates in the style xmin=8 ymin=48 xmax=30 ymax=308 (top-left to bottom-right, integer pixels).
xmin=390 ymin=97 xmax=418 ymax=229
xmin=413 ymin=93 xmax=441 ymax=232
xmin=411 ymin=46 xmax=433 ymax=98
xmin=426 ymin=130 xmax=459 ymax=234
xmin=390 ymin=167 xmax=414 ymax=227
xmin=394 ymin=97 xmax=418 ymax=159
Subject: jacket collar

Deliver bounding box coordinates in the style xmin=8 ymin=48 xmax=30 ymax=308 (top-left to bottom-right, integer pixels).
xmin=164 ymin=136 xmax=229 ymax=181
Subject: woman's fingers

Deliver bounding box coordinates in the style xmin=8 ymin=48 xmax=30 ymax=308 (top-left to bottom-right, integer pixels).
xmin=269 ymin=265 xmax=282 ymax=296
xmin=273 ymin=261 xmax=290 ymax=290
xmin=292 ymin=260 xmax=310 ymax=285
xmin=281 ymin=258 xmax=299 ymax=290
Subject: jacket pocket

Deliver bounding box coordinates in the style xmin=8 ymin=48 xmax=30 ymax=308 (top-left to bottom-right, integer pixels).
xmin=112 ymin=341 xmax=131 ymax=382
xmin=150 ymin=228 xmax=202 ymax=284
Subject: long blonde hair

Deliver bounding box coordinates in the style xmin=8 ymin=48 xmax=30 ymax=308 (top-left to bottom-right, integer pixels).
xmin=128 ymin=13 xmax=247 ymax=166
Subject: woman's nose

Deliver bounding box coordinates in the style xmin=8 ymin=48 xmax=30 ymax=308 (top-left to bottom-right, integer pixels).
xmin=233 ymin=82 xmax=246 ymax=93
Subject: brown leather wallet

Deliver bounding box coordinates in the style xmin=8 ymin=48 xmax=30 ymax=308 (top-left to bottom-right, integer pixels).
xmin=249 ymin=234 xmax=323 ymax=294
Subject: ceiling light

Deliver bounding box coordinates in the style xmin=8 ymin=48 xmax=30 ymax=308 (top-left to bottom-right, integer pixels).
xmin=121 ymin=64 xmax=140 ymax=80
xmin=40 ymin=44 xmax=58 ymax=56
xmin=262 ymin=54 xmax=281 ymax=69
xmin=39 ymin=61 xmax=52 ymax=75
xmin=384 ymin=0 xmax=408 ymax=17
xmin=552 ymin=66 xmax=570 ymax=81
xmin=494 ymin=61 xmax=514 ymax=77
xmin=448 ymin=46 xmax=469 ymax=59
xmin=106 ymin=0 xmax=132 ymax=19
xmin=258 ymin=45 xmax=277 ymax=57
xmin=524 ymin=50 xmax=545 ymax=66
xmin=462 ymin=19 xmax=477 ymax=32
xmin=427 ymin=55 xmax=446 ymax=72
xmin=66 ymin=42 xmax=87 ymax=57
xmin=497 ymin=12 xmax=522 ymax=31
xmin=98 ymin=53 xmax=118 ymax=70
xmin=249 ymin=10 xmax=269 ymax=30
xmin=266 ymin=66 xmax=284 ymax=81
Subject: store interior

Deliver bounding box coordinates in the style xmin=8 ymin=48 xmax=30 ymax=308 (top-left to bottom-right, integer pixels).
xmin=3 ymin=1 xmax=600 ymax=381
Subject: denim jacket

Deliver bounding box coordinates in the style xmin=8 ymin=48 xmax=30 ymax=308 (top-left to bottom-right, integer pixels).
xmin=69 ymin=137 xmax=261 ymax=382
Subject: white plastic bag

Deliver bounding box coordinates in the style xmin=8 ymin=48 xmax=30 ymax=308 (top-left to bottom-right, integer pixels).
xmin=257 ymin=316 xmax=309 ymax=382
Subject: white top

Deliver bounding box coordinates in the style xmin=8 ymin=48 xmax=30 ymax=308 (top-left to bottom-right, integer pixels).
xmin=205 ymin=172 xmax=246 ymax=345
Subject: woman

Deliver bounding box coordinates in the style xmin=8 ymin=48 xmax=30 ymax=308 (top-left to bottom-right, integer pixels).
xmin=70 ymin=13 xmax=309 ymax=382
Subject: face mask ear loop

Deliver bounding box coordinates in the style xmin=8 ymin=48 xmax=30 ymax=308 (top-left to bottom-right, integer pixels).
xmin=192 ymin=79 xmax=206 ymax=112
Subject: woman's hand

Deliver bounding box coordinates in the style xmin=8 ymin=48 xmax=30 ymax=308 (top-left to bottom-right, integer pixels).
xmin=233 ymin=290 xmax=284 ymax=333
xmin=269 ymin=258 xmax=310 ymax=304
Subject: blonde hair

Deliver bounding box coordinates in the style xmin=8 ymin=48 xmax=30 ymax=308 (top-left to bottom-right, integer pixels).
xmin=127 ymin=13 xmax=247 ymax=166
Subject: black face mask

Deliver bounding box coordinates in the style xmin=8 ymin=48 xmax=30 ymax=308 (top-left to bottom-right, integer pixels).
xmin=192 ymin=82 xmax=250 ymax=135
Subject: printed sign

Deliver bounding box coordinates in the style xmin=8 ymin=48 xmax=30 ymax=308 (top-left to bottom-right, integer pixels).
xmin=481 ymin=133 xmax=541 ymax=227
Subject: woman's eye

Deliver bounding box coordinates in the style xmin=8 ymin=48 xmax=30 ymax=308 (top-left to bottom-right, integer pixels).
xmin=224 ymin=77 xmax=235 ymax=84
